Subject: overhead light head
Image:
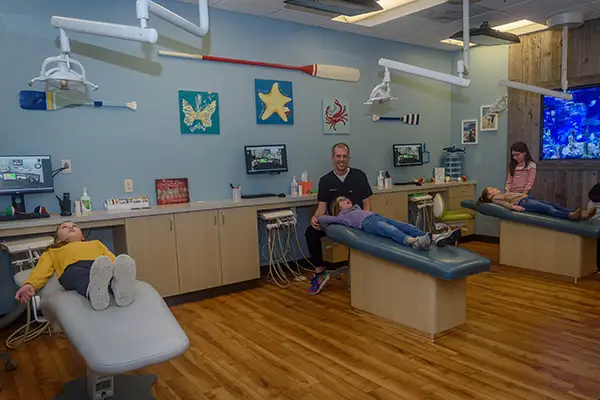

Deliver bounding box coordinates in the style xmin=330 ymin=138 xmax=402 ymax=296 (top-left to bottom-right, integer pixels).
xmin=283 ymin=0 xmax=383 ymax=16
xmin=451 ymin=21 xmax=521 ymax=46
xmin=29 ymin=29 xmax=98 ymax=92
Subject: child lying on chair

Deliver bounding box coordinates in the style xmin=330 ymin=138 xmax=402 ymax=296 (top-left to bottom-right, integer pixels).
xmin=14 ymin=221 xmax=137 ymax=311
xmin=318 ymin=196 xmax=461 ymax=250
xmin=477 ymin=187 xmax=596 ymax=221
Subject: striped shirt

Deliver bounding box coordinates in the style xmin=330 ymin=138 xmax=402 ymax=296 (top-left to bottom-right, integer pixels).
xmin=505 ymin=161 xmax=537 ymax=194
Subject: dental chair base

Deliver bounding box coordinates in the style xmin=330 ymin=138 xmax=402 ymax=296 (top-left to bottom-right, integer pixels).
xmin=56 ymin=371 xmax=157 ymax=400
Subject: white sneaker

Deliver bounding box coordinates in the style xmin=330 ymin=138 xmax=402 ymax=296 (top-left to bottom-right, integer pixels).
xmin=412 ymin=234 xmax=432 ymax=250
xmin=87 ymin=256 xmax=114 ymax=311
xmin=111 ymin=254 xmax=137 ymax=307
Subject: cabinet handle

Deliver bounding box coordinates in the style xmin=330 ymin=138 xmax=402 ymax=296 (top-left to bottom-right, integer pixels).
xmin=169 ymin=218 xmax=173 ymax=231
xmin=214 ymin=213 xmax=217 ymax=225
xmin=221 ymin=212 xmax=225 ymax=225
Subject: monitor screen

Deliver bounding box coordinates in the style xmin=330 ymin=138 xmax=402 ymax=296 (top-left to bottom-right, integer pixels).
xmin=541 ymin=84 xmax=600 ymax=160
xmin=0 ymin=156 xmax=54 ymax=195
xmin=245 ymin=145 xmax=288 ymax=174
xmin=393 ymin=144 xmax=423 ymax=167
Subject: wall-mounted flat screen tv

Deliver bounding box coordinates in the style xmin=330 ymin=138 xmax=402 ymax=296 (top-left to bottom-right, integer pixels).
xmin=541 ymin=84 xmax=600 ymax=160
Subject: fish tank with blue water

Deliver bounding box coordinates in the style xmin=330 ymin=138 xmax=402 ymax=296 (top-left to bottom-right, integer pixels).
xmin=541 ymin=84 xmax=600 ymax=160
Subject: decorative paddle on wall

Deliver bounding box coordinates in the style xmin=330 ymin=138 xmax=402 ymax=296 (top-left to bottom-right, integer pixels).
xmin=372 ymin=114 xmax=420 ymax=125
xmin=19 ymin=90 xmax=137 ymax=111
xmin=158 ymin=50 xmax=361 ymax=82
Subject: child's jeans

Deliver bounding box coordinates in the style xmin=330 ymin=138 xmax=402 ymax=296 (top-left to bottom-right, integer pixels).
xmin=362 ymin=214 xmax=426 ymax=245
xmin=58 ymin=260 xmax=113 ymax=299
xmin=517 ymin=198 xmax=573 ymax=219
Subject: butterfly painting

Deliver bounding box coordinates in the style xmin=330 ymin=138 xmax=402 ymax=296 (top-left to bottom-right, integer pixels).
xmin=178 ymin=90 xmax=220 ymax=134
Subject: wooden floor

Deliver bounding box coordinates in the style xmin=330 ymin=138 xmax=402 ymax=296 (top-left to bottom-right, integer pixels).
xmin=3 ymin=242 xmax=600 ymax=399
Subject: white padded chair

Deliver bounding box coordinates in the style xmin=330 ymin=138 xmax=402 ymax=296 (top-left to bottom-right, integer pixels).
xmin=13 ymin=270 xmax=189 ymax=400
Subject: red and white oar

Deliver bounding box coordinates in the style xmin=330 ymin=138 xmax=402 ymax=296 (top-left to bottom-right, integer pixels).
xmin=157 ymin=50 xmax=360 ymax=82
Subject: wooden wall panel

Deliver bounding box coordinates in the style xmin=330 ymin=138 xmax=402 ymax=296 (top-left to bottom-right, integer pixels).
xmin=508 ymin=18 xmax=600 ymax=208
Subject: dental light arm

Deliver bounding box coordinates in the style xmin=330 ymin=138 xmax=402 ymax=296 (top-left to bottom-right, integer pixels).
xmin=498 ymin=26 xmax=572 ymax=101
xmin=29 ymin=0 xmax=209 ymax=92
xmin=365 ymin=0 xmax=471 ymax=102
xmin=378 ymin=58 xmax=471 ymax=88
xmin=51 ymin=16 xmax=159 ymax=44
xmin=149 ymin=0 xmax=209 ymax=37
xmin=498 ymin=12 xmax=584 ymax=101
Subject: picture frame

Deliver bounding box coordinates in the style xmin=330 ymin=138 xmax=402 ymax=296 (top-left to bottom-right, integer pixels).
xmin=480 ymin=105 xmax=498 ymax=131
xmin=155 ymin=178 xmax=190 ymax=206
xmin=461 ymin=119 xmax=478 ymax=145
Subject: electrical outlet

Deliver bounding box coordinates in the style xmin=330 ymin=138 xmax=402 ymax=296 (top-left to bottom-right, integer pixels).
xmin=124 ymin=179 xmax=134 ymax=193
xmin=61 ymin=160 xmax=72 ymax=174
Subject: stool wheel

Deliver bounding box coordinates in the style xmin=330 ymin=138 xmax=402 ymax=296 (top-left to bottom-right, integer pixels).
xmin=5 ymin=360 xmax=17 ymax=371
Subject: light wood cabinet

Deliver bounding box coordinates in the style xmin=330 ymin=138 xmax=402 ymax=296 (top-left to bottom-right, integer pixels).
xmin=175 ymin=210 xmax=222 ymax=294
xmin=371 ymin=192 xmax=408 ymax=222
xmin=124 ymin=214 xmax=180 ymax=297
xmin=218 ymin=207 xmax=260 ymax=285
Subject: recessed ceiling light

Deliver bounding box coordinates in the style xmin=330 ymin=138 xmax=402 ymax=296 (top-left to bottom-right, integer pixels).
xmin=332 ymin=0 xmax=447 ymax=27
xmin=494 ymin=19 xmax=548 ymax=35
xmin=440 ymin=38 xmax=477 ymax=47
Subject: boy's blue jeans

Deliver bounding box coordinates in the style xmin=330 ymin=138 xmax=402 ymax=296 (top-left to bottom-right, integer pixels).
xmin=517 ymin=198 xmax=573 ymax=219
xmin=362 ymin=214 xmax=426 ymax=245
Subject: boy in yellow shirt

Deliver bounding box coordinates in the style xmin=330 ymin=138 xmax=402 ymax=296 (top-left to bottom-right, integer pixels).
xmin=14 ymin=221 xmax=137 ymax=311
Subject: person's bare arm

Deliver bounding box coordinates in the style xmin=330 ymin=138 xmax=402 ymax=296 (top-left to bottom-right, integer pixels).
xmin=362 ymin=196 xmax=372 ymax=212
xmin=311 ymin=201 xmax=328 ymax=229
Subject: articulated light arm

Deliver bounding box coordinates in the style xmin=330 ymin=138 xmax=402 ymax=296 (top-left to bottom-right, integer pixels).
xmin=378 ymin=58 xmax=471 ymax=88
xmin=148 ymin=0 xmax=209 ymax=37
xmin=51 ymin=16 xmax=159 ymax=43
xmin=50 ymin=0 xmax=209 ymax=44
xmin=498 ymin=26 xmax=572 ymax=101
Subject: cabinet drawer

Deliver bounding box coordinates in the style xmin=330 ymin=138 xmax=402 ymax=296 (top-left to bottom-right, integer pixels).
xmin=448 ymin=185 xmax=475 ymax=199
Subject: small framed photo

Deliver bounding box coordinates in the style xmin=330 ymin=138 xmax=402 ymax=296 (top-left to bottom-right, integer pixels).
xmin=480 ymin=105 xmax=498 ymax=131
xmin=461 ymin=119 xmax=478 ymax=145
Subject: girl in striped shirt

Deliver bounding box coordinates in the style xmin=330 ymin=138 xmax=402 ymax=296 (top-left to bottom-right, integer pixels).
xmin=505 ymin=142 xmax=537 ymax=194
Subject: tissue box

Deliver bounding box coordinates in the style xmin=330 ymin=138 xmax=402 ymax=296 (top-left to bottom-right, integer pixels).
xmin=300 ymin=181 xmax=312 ymax=195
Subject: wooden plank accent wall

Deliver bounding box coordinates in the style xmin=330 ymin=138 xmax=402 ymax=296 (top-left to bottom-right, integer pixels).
xmin=507 ymin=18 xmax=600 ymax=209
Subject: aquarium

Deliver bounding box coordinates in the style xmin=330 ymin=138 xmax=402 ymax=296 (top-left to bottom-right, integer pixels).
xmin=541 ymin=84 xmax=600 ymax=160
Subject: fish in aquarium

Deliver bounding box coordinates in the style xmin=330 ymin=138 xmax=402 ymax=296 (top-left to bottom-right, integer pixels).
xmin=541 ymin=85 xmax=600 ymax=160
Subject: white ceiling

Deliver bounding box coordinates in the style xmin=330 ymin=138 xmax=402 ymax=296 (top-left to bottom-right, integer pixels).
xmin=177 ymin=0 xmax=600 ymax=51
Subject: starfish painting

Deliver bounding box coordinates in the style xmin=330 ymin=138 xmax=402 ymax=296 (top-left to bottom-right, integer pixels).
xmin=255 ymin=79 xmax=294 ymax=125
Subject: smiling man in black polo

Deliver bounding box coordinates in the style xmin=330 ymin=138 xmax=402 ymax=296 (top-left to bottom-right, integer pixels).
xmin=305 ymin=142 xmax=372 ymax=295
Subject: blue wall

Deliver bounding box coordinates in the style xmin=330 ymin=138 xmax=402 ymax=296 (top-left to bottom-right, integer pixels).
xmin=451 ymin=46 xmax=509 ymax=236
xmin=0 ymin=0 xmax=455 ymax=214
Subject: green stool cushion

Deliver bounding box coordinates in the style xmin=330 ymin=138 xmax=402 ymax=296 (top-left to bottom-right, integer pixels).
xmin=441 ymin=210 xmax=474 ymax=222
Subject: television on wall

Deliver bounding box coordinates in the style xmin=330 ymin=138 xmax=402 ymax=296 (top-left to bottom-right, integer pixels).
xmin=541 ymin=84 xmax=600 ymax=160
xmin=393 ymin=143 xmax=423 ymax=167
xmin=244 ymin=144 xmax=288 ymax=174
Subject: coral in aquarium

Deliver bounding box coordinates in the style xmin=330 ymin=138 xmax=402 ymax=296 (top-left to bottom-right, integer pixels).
xmin=542 ymin=85 xmax=600 ymax=160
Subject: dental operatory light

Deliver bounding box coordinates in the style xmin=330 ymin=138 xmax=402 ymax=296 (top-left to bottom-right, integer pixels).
xmin=366 ymin=0 xmax=471 ymax=103
xmin=29 ymin=0 xmax=209 ymax=92
xmin=498 ymin=11 xmax=584 ymax=101
xmin=364 ymin=67 xmax=398 ymax=105
xmin=29 ymin=29 xmax=98 ymax=92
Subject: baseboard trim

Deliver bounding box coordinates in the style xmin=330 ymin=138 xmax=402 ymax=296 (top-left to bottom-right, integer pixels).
xmin=460 ymin=234 xmax=499 ymax=244
xmin=164 ymin=280 xmax=259 ymax=307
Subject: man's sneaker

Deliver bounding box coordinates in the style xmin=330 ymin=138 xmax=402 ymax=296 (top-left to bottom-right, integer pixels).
xmin=308 ymin=272 xmax=330 ymax=296
xmin=433 ymin=229 xmax=462 ymax=247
